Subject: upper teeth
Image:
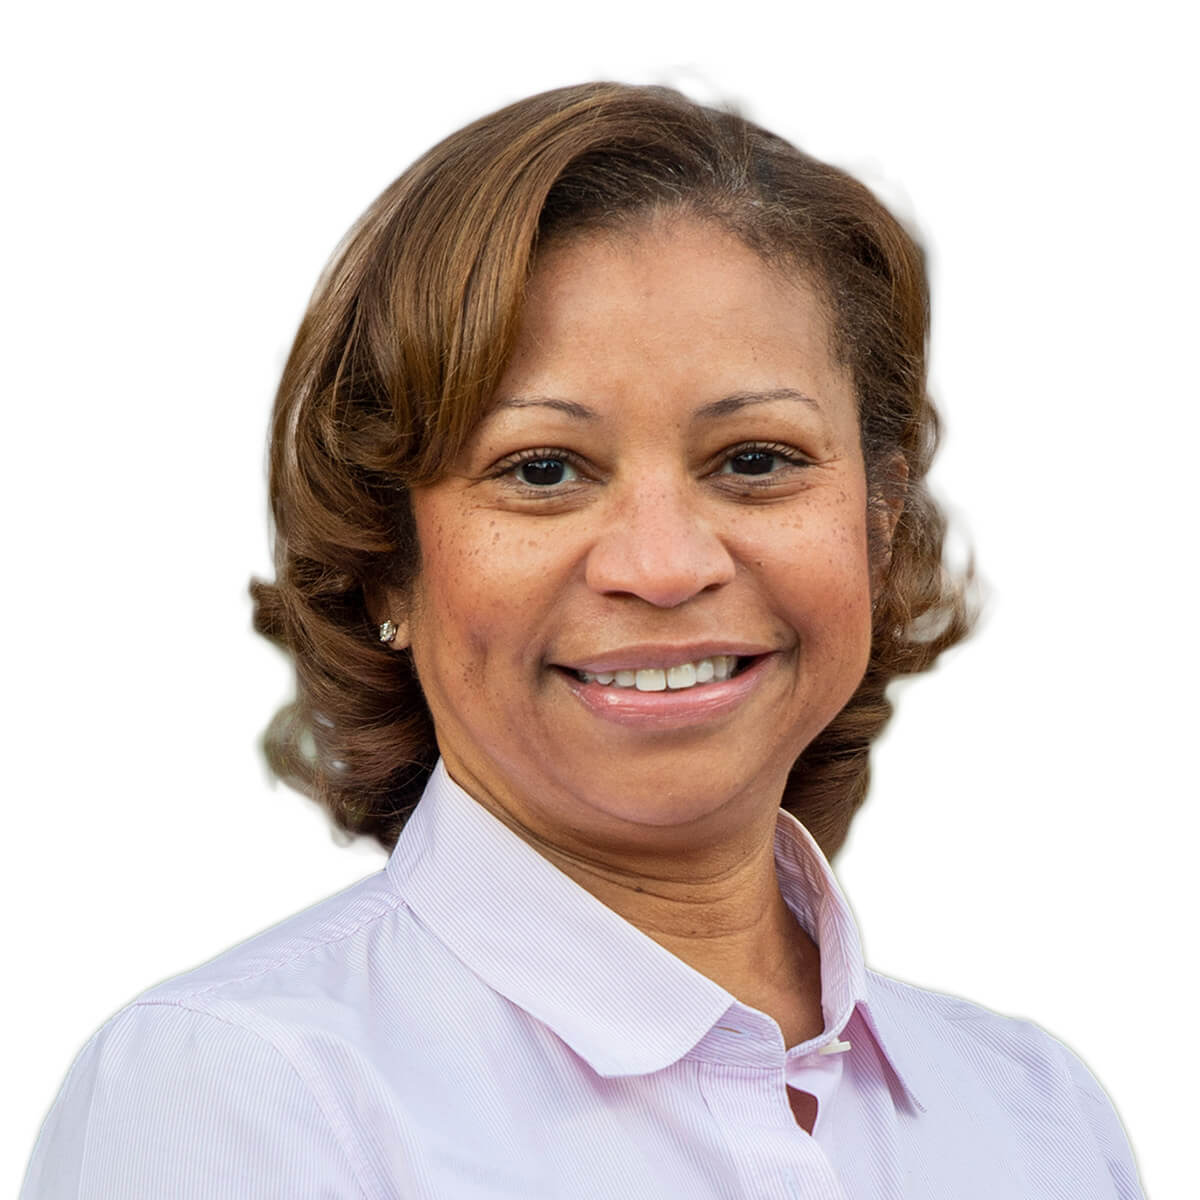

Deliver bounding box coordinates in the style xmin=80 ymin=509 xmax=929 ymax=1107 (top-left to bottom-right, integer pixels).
xmin=577 ymin=656 xmax=739 ymax=691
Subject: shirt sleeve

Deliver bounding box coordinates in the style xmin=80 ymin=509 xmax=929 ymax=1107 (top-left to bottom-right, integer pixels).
xmin=1054 ymin=1038 xmax=1146 ymax=1200
xmin=21 ymin=1002 xmax=370 ymax=1200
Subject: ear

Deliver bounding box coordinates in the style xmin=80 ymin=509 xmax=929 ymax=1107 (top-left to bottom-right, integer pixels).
xmin=364 ymin=583 xmax=412 ymax=650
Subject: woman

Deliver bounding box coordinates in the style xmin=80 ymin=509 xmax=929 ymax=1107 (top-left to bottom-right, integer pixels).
xmin=22 ymin=82 xmax=1144 ymax=1198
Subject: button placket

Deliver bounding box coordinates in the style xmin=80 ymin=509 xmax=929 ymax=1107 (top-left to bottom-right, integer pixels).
xmin=696 ymin=1057 xmax=848 ymax=1200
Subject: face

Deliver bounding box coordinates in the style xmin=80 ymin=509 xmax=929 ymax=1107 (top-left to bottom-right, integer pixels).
xmin=385 ymin=218 xmax=886 ymax=860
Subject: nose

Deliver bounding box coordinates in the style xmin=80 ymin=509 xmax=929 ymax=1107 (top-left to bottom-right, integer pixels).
xmin=584 ymin=478 xmax=736 ymax=608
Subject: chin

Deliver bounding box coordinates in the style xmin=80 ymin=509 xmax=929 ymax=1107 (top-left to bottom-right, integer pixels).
xmin=565 ymin=758 xmax=778 ymax=832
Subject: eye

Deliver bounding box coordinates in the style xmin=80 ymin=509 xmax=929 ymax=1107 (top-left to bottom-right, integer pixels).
xmin=516 ymin=457 xmax=577 ymax=486
xmin=723 ymin=450 xmax=778 ymax=476
xmin=717 ymin=443 xmax=810 ymax=478
xmin=503 ymin=452 xmax=582 ymax=488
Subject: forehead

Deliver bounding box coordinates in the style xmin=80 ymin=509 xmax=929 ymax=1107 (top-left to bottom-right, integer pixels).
xmin=485 ymin=217 xmax=853 ymax=434
xmin=524 ymin=217 xmax=833 ymax=342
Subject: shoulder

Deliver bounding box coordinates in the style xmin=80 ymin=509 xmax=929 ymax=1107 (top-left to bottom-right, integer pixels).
xmin=866 ymin=967 xmax=1097 ymax=1087
xmin=22 ymin=1001 xmax=373 ymax=1198
xmin=137 ymin=865 xmax=406 ymax=1010
xmin=865 ymin=966 xmax=1058 ymax=1054
xmin=122 ymin=862 xmax=449 ymax=1092
xmin=22 ymin=870 xmax=419 ymax=1200
xmin=865 ymin=967 xmax=1105 ymax=1097
xmin=865 ymin=969 xmax=1144 ymax=1198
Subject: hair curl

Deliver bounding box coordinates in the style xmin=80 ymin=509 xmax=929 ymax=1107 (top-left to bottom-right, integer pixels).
xmin=250 ymin=81 xmax=976 ymax=860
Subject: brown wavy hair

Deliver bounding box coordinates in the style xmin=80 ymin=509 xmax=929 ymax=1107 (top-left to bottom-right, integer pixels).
xmin=250 ymin=81 xmax=976 ymax=860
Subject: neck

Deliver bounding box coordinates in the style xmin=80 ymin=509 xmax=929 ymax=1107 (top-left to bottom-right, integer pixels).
xmin=517 ymin=811 xmax=825 ymax=1041
xmin=442 ymin=756 xmax=827 ymax=1046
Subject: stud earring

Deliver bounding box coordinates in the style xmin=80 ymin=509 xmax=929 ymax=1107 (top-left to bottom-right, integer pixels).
xmin=378 ymin=619 xmax=399 ymax=644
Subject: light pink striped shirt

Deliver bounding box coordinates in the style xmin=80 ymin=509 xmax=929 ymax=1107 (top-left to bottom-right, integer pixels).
xmin=24 ymin=760 xmax=1143 ymax=1198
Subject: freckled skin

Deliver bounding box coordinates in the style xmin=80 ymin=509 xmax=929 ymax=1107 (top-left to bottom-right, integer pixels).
xmin=384 ymin=220 xmax=884 ymax=993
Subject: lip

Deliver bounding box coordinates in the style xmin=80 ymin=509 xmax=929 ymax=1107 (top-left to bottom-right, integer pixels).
xmin=557 ymin=651 xmax=776 ymax=729
xmin=559 ymin=641 xmax=775 ymax=674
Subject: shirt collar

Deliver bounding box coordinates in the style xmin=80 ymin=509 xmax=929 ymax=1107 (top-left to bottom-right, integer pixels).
xmin=387 ymin=760 xmax=922 ymax=1108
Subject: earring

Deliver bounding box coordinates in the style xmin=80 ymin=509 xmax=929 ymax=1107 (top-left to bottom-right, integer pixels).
xmin=378 ymin=619 xmax=399 ymax=644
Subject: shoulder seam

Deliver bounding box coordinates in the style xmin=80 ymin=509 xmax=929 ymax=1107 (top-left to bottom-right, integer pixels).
xmin=145 ymin=889 xmax=407 ymax=1005
xmin=866 ymin=968 xmax=1042 ymax=1025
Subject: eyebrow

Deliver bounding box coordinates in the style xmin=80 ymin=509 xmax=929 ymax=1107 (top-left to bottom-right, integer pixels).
xmin=492 ymin=395 xmax=598 ymax=420
xmin=693 ymin=388 xmax=822 ymax=419
xmin=492 ymin=388 xmax=821 ymax=421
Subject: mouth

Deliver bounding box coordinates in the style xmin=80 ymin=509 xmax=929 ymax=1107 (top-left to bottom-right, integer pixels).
xmin=552 ymin=651 xmax=775 ymax=730
xmin=558 ymin=654 xmax=762 ymax=693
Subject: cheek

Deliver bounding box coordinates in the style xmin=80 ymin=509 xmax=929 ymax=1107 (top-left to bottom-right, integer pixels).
xmin=407 ymin=509 xmax=485 ymax=668
xmin=410 ymin=510 xmax=566 ymax=669
xmin=767 ymin=501 xmax=873 ymax=644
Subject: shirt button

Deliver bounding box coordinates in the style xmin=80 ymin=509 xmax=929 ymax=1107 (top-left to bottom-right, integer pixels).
xmin=818 ymin=1037 xmax=852 ymax=1055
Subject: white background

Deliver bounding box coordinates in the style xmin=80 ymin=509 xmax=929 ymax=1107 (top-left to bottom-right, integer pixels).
xmin=4 ymin=2 xmax=1194 ymax=1195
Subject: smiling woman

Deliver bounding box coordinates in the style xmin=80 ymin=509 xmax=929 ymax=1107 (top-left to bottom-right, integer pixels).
xmin=253 ymin=87 xmax=946 ymax=867
xmin=21 ymin=83 xmax=1144 ymax=1199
